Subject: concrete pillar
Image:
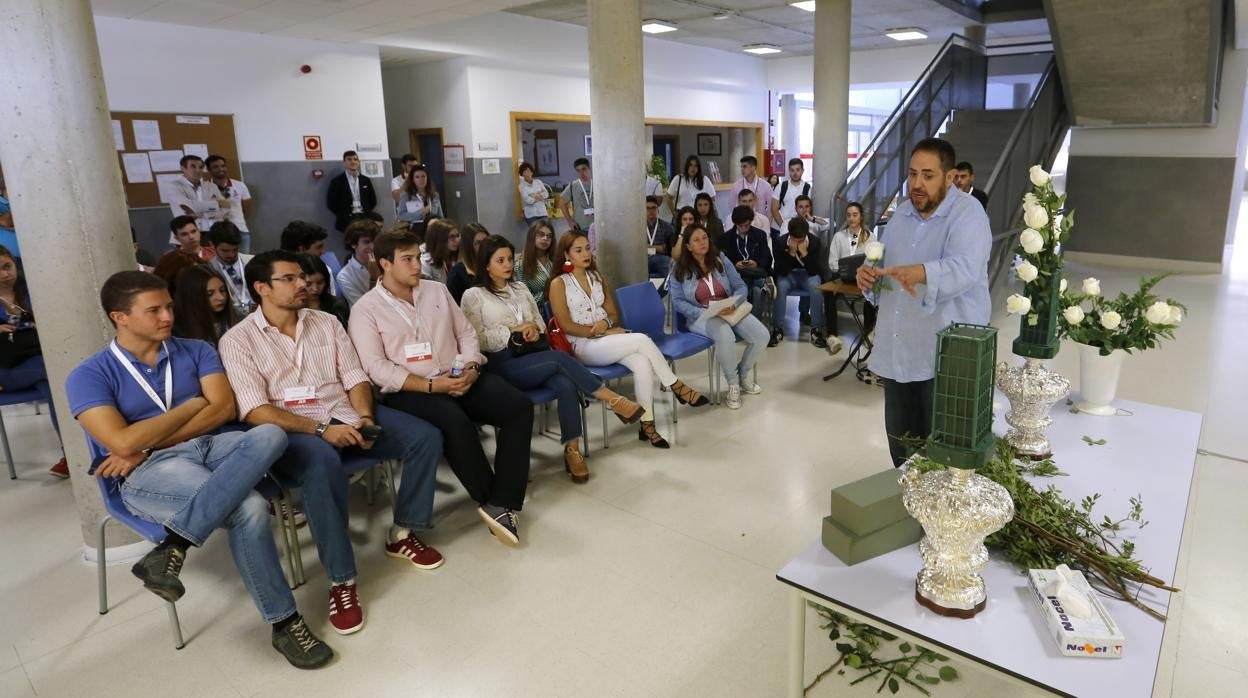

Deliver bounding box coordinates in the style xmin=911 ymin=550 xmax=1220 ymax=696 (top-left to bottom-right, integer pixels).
xmin=728 ymin=129 xmax=745 ymax=176
xmin=780 ymin=93 xmax=801 ymax=168
xmin=587 ymin=0 xmax=647 ymax=286
xmin=0 ymin=0 xmax=139 ymax=551
xmin=964 ymin=24 xmax=986 ymax=45
xmin=812 ymin=0 xmax=851 ymax=218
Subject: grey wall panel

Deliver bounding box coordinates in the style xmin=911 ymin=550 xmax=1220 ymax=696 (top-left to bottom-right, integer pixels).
xmin=442 ymin=169 xmax=477 ymax=227
xmin=1064 ymin=155 xmax=1232 ymax=264
xmin=472 ymin=157 xmax=525 ymax=246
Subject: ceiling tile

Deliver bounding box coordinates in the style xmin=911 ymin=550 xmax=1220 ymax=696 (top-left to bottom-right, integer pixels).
xmin=90 ymin=0 xmax=166 ymax=17
xmin=135 ymin=1 xmax=244 ymax=24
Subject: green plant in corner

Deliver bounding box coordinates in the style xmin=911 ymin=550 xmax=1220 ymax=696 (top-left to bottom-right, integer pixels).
xmin=648 ymin=155 xmax=671 ymax=190
xmin=805 ymin=604 xmax=960 ymax=696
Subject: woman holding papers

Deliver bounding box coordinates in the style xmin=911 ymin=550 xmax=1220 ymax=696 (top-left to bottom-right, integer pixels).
xmin=670 ymin=224 xmax=769 ymax=410
xmin=548 ymin=231 xmax=709 ymax=449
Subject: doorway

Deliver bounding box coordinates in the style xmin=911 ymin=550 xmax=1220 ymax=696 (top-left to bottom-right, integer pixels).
xmin=408 ymin=128 xmax=446 ymax=195
xmin=653 ymin=135 xmax=679 ymax=180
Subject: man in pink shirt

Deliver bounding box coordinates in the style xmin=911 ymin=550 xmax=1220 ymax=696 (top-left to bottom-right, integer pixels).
xmin=729 ymin=155 xmax=774 ymax=222
xmin=348 ymin=229 xmax=533 ymax=547
xmin=218 ymin=249 xmax=444 ymax=637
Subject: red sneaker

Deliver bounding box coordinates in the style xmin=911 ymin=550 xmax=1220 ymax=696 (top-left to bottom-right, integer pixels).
xmin=328 ymin=583 xmax=364 ymax=635
xmin=384 ymin=532 xmax=445 ymax=570
xmin=49 ymin=458 xmax=69 ymax=479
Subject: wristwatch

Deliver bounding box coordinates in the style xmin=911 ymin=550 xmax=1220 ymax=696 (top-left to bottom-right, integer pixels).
xmin=314 ymin=422 xmax=329 ymax=437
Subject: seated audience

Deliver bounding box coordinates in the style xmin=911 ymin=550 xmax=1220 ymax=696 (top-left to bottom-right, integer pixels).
xmin=644 ymin=195 xmax=677 ymax=279
xmin=173 ymin=264 xmax=240 ymax=346
xmin=513 ymin=219 xmax=555 ymax=306
xmin=447 ymin=222 xmax=489 ymax=304
xmin=208 ymin=221 xmax=252 ymax=317
xmin=723 ymin=189 xmax=770 ymax=235
xmin=770 ymin=217 xmax=838 ymax=351
xmin=297 ymin=254 xmax=350 ymax=328
xmin=279 ymin=221 xmax=328 ymax=257
xmin=517 ymin=162 xmax=549 ymax=223
xmin=781 ymin=194 xmax=832 ymax=241
xmin=827 ymin=201 xmax=878 ymax=339
xmin=396 ymin=163 xmax=443 ymax=227
xmin=422 ymin=218 xmax=459 ymax=284
xmin=461 ymin=235 xmax=644 ymax=483
xmin=0 ymin=175 xmax=18 ymax=256
xmin=694 ymin=192 xmax=724 ymax=240
xmin=66 ymin=270 xmax=332 ymax=669
xmin=153 ymin=249 xmax=202 ymax=297
xmin=348 ymin=230 xmax=531 ymax=545
xmin=671 ymin=206 xmax=697 ymax=258
xmin=720 ymin=205 xmax=774 ymax=320
xmin=548 ymin=231 xmax=709 ymax=449
xmin=165 ymin=215 xmax=215 ymax=262
xmin=219 ymin=250 xmax=445 ymax=635
xmin=336 ymin=219 xmax=380 ymax=306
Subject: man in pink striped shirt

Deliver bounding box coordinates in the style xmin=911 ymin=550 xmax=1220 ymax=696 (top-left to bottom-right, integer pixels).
xmin=218 ymin=249 xmax=444 ymax=637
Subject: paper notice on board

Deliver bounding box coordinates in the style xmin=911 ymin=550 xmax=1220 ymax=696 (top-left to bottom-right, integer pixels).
xmin=175 ymin=115 xmax=210 ymax=125
xmin=183 ymin=143 xmax=209 ymax=160
xmin=121 ymin=153 xmax=153 ymax=183
xmin=156 ymin=174 xmax=183 ymax=204
xmin=112 ymin=120 xmax=125 ymax=150
xmin=132 ymin=120 xmax=162 ymax=150
xmin=148 ymin=149 xmax=185 ymax=172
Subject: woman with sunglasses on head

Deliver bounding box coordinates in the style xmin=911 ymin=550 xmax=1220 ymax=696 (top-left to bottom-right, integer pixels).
xmin=297 ymin=254 xmax=350 ymax=328
xmin=422 ymin=218 xmax=460 ymax=284
xmin=397 ymin=163 xmax=443 ymax=227
xmin=513 ymin=219 xmax=556 ymax=306
xmin=547 ymin=231 xmax=709 ymax=449
xmin=448 ymin=222 xmax=490 ymax=305
xmin=172 ymin=264 xmax=241 ymax=346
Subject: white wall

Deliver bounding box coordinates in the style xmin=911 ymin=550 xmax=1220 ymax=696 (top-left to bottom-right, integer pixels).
xmin=96 ymin=16 xmax=389 ymax=162
xmin=382 ymin=58 xmax=473 ymax=156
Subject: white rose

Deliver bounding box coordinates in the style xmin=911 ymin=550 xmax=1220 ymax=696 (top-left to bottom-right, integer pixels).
xmin=1082 ymin=277 xmax=1101 ymax=296
xmin=1100 ymin=310 xmax=1122 ymax=330
xmin=1063 ymin=305 xmax=1085 ymax=325
xmin=1020 ymin=228 xmax=1044 ymax=254
xmin=864 ymin=240 xmax=885 ymax=263
xmin=1023 ymin=205 xmax=1049 ymax=229
xmin=1145 ymin=301 xmax=1172 ymax=324
xmin=1023 ymin=192 xmax=1039 ymax=208
xmin=1168 ymin=305 xmax=1183 ymax=325
xmin=1006 ymin=293 xmax=1032 ymax=315
xmin=1029 ymin=165 xmax=1052 ymax=187
xmin=1016 ymin=260 xmax=1039 ymax=283
xmin=1060 ymin=278 xmax=1068 ymax=294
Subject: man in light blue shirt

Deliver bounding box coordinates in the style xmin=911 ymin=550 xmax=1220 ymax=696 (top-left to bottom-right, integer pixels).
xmin=858 ymin=138 xmax=991 ymax=467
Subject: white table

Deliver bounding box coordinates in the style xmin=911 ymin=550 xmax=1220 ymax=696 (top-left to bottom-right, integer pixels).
xmin=777 ymin=399 xmax=1202 ymax=697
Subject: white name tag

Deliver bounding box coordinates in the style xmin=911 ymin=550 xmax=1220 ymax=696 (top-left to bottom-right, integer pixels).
xmin=647 ymin=246 xmax=658 ymax=256
xmin=583 ymin=207 xmax=595 ymax=216
xmin=405 ymin=200 xmax=420 ymax=213
xmin=404 ymin=342 xmax=433 ymax=363
xmin=282 ymin=385 xmax=318 ymax=407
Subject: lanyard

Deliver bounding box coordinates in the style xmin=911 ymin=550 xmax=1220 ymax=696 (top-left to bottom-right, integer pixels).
xmin=110 ymin=341 xmax=172 ymax=413
xmin=703 ymin=275 xmax=718 ymax=298
xmin=577 ymin=179 xmax=592 ymax=205
xmin=379 ymin=284 xmax=428 ymax=341
xmin=647 ymin=221 xmax=659 ymax=246
xmin=742 ymin=177 xmax=758 ymax=194
xmin=502 ymin=287 xmax=526 ymax=324
xmin=736 ymin=234 xmax=751 ymax=261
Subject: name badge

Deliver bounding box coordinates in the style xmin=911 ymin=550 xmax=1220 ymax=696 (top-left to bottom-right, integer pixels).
xmin=404 ymin=342 xmax=433 ymax=363
xmin=647 ymin=246 xmax=658 ymax=256
xmin=583 ymin=207 xmax=595 ymax=216
xmin=405 ymin=200 xmax=420 ymax=213
xmin=282 ymin=386 xmax=318 ymax=407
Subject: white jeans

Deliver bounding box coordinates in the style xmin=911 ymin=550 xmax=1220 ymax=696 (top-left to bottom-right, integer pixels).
xmin=573 ymin=332 xmax=677 ymax=419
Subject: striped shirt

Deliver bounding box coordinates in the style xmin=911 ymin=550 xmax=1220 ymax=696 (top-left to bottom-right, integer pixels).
xmin=218 ymin=307 xmax=371 ymax=424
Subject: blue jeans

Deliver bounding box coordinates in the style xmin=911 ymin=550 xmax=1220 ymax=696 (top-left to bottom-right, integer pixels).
xmin=0 ymin=355 xmax=58 ymax=436
xmin=648 ymin=254 xmax=672 ymax=278
xmin=120 ymin=425 xmax=295 ymax=623
xmin=774 ymin=271 xmax=824 ymax=330
xmin=486 ymin=348 xmax=603 ymax=443
xmin=271 ymin=405 xmax=442 ymax=585
xmin=691 ymin=313 xmax=770 ymax=386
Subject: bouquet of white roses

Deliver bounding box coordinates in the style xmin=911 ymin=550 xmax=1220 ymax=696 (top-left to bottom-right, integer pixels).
xmin=1057 ymin=275 xmax=1186 ymax=356
xmin=1005 ymin=165 xmax=1075 ymax=359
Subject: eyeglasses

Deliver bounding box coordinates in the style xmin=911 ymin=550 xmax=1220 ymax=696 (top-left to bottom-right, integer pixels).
xmin=269 ymin=273 xmax=308 ymax=284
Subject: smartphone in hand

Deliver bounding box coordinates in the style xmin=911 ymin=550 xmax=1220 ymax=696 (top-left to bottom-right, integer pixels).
xmin=359 ymin=424 xmax=383 ymax=441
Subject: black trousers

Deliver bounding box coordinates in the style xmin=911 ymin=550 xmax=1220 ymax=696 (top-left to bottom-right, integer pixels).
xmin=882 ymin=378 xmax=934 ymax=468
xmin=384 ymin=372 xmax=534 ymax=510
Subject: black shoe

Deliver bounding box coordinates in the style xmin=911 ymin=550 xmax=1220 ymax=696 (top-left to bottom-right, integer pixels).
xmin=131 ymin=545 xmax=186 ymax=603
xmin=767 ymin=328 xmax=783 ymax=348
xmin=810 ymin=327 xmax=829 ymax=349
xmin=272 ymin=616 xmax=334 ymax=669
xmin=800 ymin=313 xmax=812 ymax=325
xmin=639 ymin=421 xmax=670 ymax=449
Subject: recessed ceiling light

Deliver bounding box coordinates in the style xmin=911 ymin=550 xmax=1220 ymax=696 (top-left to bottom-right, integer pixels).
xmin=641 ymin=19 xmax=678 ymax=34
xmin=790 ymin=1 xmax=817 ymax=11
xmin=885 ymin=27 xmax=928 ymax=41
xmin=743 ymin=43 xmax=782 ymax=55
xmin=713 ymin=12 xmax=734 ymax=20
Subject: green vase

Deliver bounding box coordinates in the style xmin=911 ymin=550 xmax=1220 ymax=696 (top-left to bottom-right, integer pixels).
xmin=1012 ymin=268 xmax=1062 ymax=360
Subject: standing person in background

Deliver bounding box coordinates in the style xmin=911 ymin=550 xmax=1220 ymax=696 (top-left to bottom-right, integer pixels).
xmin=0 ymin=245 xmax=66 ymax=477
xmin=173 ymin=265 xmax=241 ymax=347
xmin=397 ymin=163 xmax=443 ymax=228
xmin=517 ymin=162 xmax=549 ymax=224
xmin=326 ymin=151 xmax=377 ymax=233
xmin=0 ymin=174 xmax=18 ymax=257
xmin=643 ymin=196 xmax=677 ymax=279
xmin=205 ymin=155 xmax=253 ymax=253
xmin=447 ymin=223 xmax=489 ymax=304
xmin=772 ymin=158 xmax=811 ymax=233
xmin=422 ymin=218 xmax=460 ymax=284
xmin=560 ymin=158 xmax=595 ymax=232
xmin=391 ymin=154 xmax=418 ymax=210
xmin=297 ymin=254 xmax=350 ymax=329
xmin=666 ymin=155 xmax=716 ymax=216
xmin=514 ymin=220 xmax=555 ymax=306
xmin=730 ymin=155 xmax=773 ymax=223
xmin=167 ymin=155 xmax=227 ymax=235
xmin=953 ymin=161 xmax=989 ymax=209
xmin=208 ymin=222 xmax=252 ymax=318
xmin=767 ymin=174 xmax=780 ymax=190
xmin=336 ymin=219 xmax=380 ymax=306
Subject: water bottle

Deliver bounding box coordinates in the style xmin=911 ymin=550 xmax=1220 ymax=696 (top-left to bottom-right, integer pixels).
xmin=450 ymin=354 xmax=465 ymax=378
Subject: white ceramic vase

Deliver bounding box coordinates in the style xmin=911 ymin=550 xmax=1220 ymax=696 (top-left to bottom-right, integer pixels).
xmin=1076 ymin=342 xmax=1125 ymax=416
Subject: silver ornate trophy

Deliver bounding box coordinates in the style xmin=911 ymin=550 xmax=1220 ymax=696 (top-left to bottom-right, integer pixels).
xmin=996 ymin=357 xmax=1070 ymax=459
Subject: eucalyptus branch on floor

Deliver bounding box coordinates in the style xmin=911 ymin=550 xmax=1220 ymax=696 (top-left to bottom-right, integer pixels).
xmin=805 ymin=603 xmax=960 ymax=696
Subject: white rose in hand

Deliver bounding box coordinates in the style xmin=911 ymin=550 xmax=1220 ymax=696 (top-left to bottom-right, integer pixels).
xmin=1029 ymin=165 xmax=1052 ymax=187
xmin=1100 ymin=310 xmax=1122 ymax=330
xmin=1023 ymin=205 xmax=1049 ymax=229
xmin=1063 ymin=305 xmax=1085 ymax=325
xmin=1019 ymin=228 xmax=1044 ymax=254
xmin=1016 ymin=260 xmax=1039 ymax=283
xmin=1168 ymin=305 xmax=1183 ymax=325
xmin=864 ymin=240 xmax=885 ymax=263
xmin=1006 ymin=293 xmax=1032 ymax=315
xmin=1145 ymin=301 xmax=1172 ymax=324
xmin=1082 ymin=277 xmax=1101 ymax=296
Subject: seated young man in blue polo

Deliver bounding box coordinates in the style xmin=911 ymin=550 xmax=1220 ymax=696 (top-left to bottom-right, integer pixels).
xmin=65 ymin=270 xmax=333 ymax=669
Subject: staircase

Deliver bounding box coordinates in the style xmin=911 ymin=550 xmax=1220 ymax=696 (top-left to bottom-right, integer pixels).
xmin=941 ymin=109 xmax=1024 ymax=186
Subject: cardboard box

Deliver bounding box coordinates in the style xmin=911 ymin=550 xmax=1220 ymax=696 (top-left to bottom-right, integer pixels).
xmin=829 ymin=469 xmax=911 ymax=536
xmin=1027 ymin=569 xmax=1126 ymax=659
xmin=822 ymin=515 xmax=923 ymax=566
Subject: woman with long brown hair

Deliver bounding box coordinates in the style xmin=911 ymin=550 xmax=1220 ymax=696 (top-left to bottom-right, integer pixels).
xmin=422 ymin=218 xmax=460 ymax=284
xmin=172 ymin=264 xmax=241 ymax=346
xmin=547 ymin=231 xmax=708 ymax=449
xmin=513 ymin=219 xmax=555 ymax=305
xmin=447 ymin=222 xmax=490 ymax=304
xmin=397 ymin=163 xmax=443 ymax=226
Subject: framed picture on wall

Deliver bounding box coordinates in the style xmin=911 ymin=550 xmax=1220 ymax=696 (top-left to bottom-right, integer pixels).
xmin=584 ymin=134 xmax=593 ymax=156
xmin=534 ymin=129 xmax=559 ymax=176
xmin=443 ymin=144 xmax=466 ymax=174
xmin=361 ymin=160 xmax=384 ymax=178
xmin=697 ymin=132 xmax=722 ymax=156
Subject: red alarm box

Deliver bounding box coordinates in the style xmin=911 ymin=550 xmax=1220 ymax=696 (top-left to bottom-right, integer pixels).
xmin=764 ymin=148 xmax=787 ymax=177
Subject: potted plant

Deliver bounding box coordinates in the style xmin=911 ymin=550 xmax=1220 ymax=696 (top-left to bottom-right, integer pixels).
xmin=1057 ymin=275 xmax=1185 ymax=415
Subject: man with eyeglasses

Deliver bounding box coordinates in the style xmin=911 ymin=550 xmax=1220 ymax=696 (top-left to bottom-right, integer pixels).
xmin=218 ymin=250 xmax=444 ymax=637
xmin=208 ymin=221 xmax=253 ymax=317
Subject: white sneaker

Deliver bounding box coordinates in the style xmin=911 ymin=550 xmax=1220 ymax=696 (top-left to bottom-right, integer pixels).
xmin=739 ymin=379 xmax=762 ymax=395
xmin=827 ymin=335 xmax=844 ymax=356
xmin=726 ymin=385 xmax=742 ymax=409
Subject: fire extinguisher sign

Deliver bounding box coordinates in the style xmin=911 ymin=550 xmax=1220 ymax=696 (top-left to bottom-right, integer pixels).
xmin=304 ymin=135 xmax=323 ymax=161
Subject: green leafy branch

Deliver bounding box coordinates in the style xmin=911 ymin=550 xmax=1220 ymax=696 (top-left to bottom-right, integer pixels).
xmin=806 ymin=604 xmax=960 ymax=696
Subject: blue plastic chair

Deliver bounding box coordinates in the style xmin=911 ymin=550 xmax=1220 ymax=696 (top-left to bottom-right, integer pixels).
xmin=320 ymin=252 xmax=345 ymax=297
xmin=0 ymin=389 xmax=43 ymax=479
xmin=580 ymin=363 xmax=633 ymax=451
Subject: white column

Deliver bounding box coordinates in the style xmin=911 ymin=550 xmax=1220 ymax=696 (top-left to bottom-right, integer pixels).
xmin=812 ymin=0 xmax=851 ymax=219
xmin=780 ymin=93 xmax=801 ymax=167
xmin=587 ymin=0 xmax=647 ymax=286
xmin=0 ymin=0 xmax=139 ymax=550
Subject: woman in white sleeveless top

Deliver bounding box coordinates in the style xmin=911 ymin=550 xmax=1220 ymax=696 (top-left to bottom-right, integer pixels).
xmin=547 ymin=231 xmax=709 ymax=448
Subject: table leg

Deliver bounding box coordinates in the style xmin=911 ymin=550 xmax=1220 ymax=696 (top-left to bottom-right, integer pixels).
xmin=789 ymin=588 xmax=806 ymax=698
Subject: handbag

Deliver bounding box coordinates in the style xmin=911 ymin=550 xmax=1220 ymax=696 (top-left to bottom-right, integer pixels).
xmin=508 ymin=330 xmax=550 ymax=356
xmin=546 ymin=316 xmax=574 ymax=354
xmin=0 ymin=327 xmax=41 ymax=369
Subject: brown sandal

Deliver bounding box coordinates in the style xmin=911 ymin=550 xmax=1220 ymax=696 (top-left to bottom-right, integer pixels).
xmin=608 ymin=395 xmax=644 ymax=424
xmin=670 ymin=380 xmax=709 ymax=407
xmin=637 ymin=421 xmax=670 ymax=449
xmin=564 ymin=444 xmax=589 ymax=483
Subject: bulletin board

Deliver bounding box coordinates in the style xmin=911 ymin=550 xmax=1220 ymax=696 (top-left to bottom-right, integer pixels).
xmin=111 ymin=111 xmax=241 ymax=209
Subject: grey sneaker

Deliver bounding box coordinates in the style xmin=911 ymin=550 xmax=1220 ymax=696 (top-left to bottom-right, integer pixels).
xmin=478 ymin=504 xmax=520 ymax=547
xmin=272 ymin=616 xmax=334 ymax=670
xmin=131 ymin=545 xmax=186 ymax=603
xmin=739 ymin=379 xmax=762 ymax=395
xmin=726 ymin=385 xmax=742 ymax=409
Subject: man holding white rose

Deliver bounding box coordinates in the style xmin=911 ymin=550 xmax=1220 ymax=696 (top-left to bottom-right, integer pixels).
xmin=857 ymin=138 xmax=991 ymax=467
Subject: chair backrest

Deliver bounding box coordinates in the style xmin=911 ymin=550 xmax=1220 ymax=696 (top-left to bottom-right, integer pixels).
xmin=0 ymin=389 xmax=43 ymax=409
xmin=85 ymin=437 xmax=168 ymax=543
xmin=615 ymin=282 xmax=666 ymax=337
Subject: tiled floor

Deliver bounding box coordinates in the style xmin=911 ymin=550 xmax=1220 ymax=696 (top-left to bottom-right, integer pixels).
xmin=1 ymin=243 xmax=1244 ymax=697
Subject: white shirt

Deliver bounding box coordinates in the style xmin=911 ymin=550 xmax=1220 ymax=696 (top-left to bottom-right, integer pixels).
xmin=336 ymin=257 xmax=374 ymax=307
xmin=390 ymin=174 xmax=406 ymax=193
xmin=347 ymin=173 xmax=362 ymax=213
xmin=644 ymin=176 xmax=664 ymax=198
xmin=215 ymin=178 xmax=251 ymax=232
xmin=775 ymin=177 xmax=812 ymax=222
xmin=558 ymin=271 xmax=608 ymax=348
xmin=667 ymin=175 xmax=716 ymax=210
xmin=518 ymin=178 xmax=548 ymax=219
xmin=166 ymin=176 xmax=225 ymax=240
xmin=829 ymin=226 xmax=873 ymax=266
